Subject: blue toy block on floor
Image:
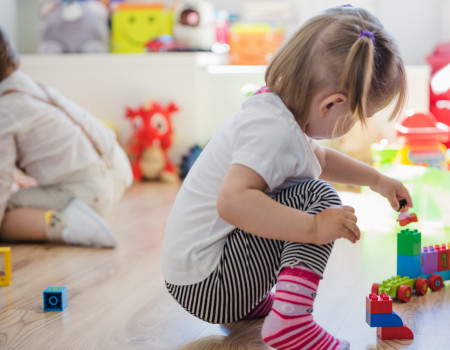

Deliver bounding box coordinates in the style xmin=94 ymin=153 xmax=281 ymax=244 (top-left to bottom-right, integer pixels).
xmin=43 ymin=286 xmax=68 ymax=311
xmin=366 ymin=310 xmax=403 ymax=327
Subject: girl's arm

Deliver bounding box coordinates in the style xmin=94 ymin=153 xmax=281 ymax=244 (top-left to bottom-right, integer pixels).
xmin=315 ymin=145 xmax=412 ymax=210
xmin=217 ymin=163 xmax=360 ymax=245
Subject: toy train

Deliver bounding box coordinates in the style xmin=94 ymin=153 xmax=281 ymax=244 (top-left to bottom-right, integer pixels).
xmin=372 ymin=228 xmax=449 ymax=302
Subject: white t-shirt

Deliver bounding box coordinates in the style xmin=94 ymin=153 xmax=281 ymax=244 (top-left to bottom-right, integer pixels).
xmin=162 ymin=91 xmax=322 ymax=285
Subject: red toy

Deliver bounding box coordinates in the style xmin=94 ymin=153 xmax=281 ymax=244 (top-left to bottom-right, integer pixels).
xmin=366 ymin=293 xmax=414 ymax=341
xmin=427 ymin=43 xmax=450 ymax=147
xmin=397 ymin=211 xmax=418 ymax=226
xmin=397 ymin=199 xmax=418 ymax=227
xmin=126 ymin=101 xmax=179 ymax=182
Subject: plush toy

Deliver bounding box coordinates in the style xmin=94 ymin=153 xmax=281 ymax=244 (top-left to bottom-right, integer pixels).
xmin=126 ymin=102 xmax=179 ymax=183
xmin=38 ymin=0 xmax=109 ymax=54
xmin=173 ymin=0 xmax=216 ymax=51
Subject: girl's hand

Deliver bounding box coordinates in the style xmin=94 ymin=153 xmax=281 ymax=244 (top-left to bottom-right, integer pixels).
xmin=370 ymin=174 xmax=412 ymax=211
xmin=312 ymin=205 xmax=360 ymax=244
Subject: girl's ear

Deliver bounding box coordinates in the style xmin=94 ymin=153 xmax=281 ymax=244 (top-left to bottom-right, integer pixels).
xmin=319 ymin=93 xmax=347 ymax=117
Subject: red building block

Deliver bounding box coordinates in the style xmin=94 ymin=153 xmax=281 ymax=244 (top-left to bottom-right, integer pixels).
xmin=366 ymin=293 xmax=393 ymax=314
xmin=436 ymin=244 xmax=450 ymax=271
xmin=377 ymin=325 xmax=414 ymax=340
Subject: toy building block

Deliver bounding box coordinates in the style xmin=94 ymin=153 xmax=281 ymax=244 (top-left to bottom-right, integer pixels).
xmin=366 ymin=310 xmax=404 ymax=327
xmin=0 ymin=247 xmax=11 ymax=286
xmin=366 ymin=293 xmax=392 ymax=314
xmin=397 ymin=254 xmax=421 ymax=278
xmin=378 ymin=276 xmax=414 ymax=299
xmin=43 ymin=286 xmax=68 ymax=311
xmin=377 ymin=325 xmax=414 ymax=340
xmin=436 ymin=243 xmax=450 ymax=271
xmin=421 ymin=246 xmax=439 ymax=274
xmin=397 ymin=228 xmax=421 ymax=256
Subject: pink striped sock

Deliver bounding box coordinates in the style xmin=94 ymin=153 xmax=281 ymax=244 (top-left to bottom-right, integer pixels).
xmin=261 ymin=265 xmax=349 ymax=350
xmin=243 ymin=292 xmax=275 ymax=319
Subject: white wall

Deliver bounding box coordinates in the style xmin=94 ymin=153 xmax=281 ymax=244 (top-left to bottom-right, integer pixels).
xmin=0 ymin=0 xmax=17 ymax=44
xmin=20 ymin=54 xmax=429 ymax=165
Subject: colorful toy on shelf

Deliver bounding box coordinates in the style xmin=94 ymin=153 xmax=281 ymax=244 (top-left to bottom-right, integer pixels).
xmin=173 ymin=0 xmax=216 ymax=51
xmin=111 ymin=2 xmax=173 ymax=53
xmin=0 ymin=247 xmax=11 ymax=286
xmin=396 ymin=110 xmax=450 ymax=169
xmin=146 ymin=34 xmax=186 ymax=52
xmin=43 ymin=286 xmax=68 ymax=311
xmin=228 ymin=23 xmax=284 ymax=65
xmin=397 ymin=199 xmax=418 ymax=227
xmin=365 ymin=292 xmax=414 ymax=340
xmin=427 ymin=43 xmax=450 ymax=147
xmin=125 ymin=101 xmax=179 ymax=182
xmin=38 ymin=0 xmax=109 ymax=54
xmin=372 ymin=228 xmax=450 ymax=302
xmin=369 ymin=139 xmax=401 ymax=168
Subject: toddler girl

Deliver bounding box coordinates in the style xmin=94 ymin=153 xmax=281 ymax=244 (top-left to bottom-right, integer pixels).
xmin=0 ymin=27 xmax=132 ymax=247
xmin=163 ymin=6 xmax=412 ymax=349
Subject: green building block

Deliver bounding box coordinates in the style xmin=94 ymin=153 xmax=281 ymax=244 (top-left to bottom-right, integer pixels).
xmin=378 ymin=275 xmax=417 ymax=299
xmin=397 ymin=228 xmax=421 ymax=256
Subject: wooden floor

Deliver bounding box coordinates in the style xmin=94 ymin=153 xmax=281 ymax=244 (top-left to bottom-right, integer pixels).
xmin=0 ymin=182 xmax=449 ymax=350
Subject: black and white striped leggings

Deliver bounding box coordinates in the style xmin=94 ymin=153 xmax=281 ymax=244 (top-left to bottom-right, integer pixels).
xmin=166 ymin=179 xmax=342 ymax=324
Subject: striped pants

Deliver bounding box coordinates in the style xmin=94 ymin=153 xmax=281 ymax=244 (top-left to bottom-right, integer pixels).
xmin=166 ymin=180 xmax=342 ymax=324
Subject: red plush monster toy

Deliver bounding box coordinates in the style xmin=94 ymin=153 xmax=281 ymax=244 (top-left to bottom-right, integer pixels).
xmin=126 ymin=101 xmax=179 ymax=182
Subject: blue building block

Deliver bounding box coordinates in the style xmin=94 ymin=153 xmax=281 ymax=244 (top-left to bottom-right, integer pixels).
xmin=366 ymin=310 xmax=404 ymax=327
xmin=43 ymin=286 xmax=68 ymax=311
xmin=397 ymin=254 xmax=421 ymax=278
xmin=422 ymin=269 xmax=450 ymax=281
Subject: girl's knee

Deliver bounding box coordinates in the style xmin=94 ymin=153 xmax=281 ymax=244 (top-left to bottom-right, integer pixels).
xmin=275 ymin=180 xmax=341 ymax=212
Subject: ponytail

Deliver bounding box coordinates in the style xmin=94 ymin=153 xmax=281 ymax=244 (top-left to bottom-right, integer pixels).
xmin=339 ymin=29 xmax=375 ymax=125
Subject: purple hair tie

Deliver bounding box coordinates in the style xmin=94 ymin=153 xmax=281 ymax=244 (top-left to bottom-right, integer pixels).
xmin=359 ymin=30 xmax=375 ymax=44
xmin=342 ymin=4 xmax=353 ymax=7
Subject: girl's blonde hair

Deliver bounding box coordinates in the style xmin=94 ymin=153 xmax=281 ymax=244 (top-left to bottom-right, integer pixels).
xmin=265 ymin=6 xmax=406 ymax=129
xmin=0 ymin=27 xmax=20 ymax=82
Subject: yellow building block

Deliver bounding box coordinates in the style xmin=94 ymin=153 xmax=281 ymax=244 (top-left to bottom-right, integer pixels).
xmin=0 ymin=247 xmax=11 ymax=286
xmin=111 ymin=3 xmax=173 ymax=53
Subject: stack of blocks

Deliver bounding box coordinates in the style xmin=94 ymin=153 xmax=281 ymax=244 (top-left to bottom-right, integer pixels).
xmin=422 ymin=243 xmax=450 ymax=280
xmin=397 ymin=229 xmax=421 ymax=278
xmin=366 ymin=292 xmax=414 ymax=340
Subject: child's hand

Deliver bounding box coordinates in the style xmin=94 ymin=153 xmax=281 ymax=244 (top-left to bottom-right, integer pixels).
xmin=13 ymin=168 xmax=38 ymax=189
xmin=312 ymin=205 xmax=360 ymax=244
xmin=369 ymin=174 xmax=412 ymax=211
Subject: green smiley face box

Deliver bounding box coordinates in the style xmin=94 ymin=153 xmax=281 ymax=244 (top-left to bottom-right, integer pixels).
xmin=111 ymin=3 xmax=173 ymax=53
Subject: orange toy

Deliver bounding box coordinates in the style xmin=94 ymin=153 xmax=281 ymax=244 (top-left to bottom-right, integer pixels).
xmin=228 ymin=23 xmax=283 ymax=65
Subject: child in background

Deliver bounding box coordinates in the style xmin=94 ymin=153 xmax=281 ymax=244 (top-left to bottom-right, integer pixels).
xmin=162 ymin=5 xmax=412 ymax=349
xmin=0 ymin=27 xmax=133 ymax=247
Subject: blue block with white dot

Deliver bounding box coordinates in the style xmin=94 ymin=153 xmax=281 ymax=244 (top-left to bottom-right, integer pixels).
xmin=43 ymin=286 xmax=68 ymax=311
